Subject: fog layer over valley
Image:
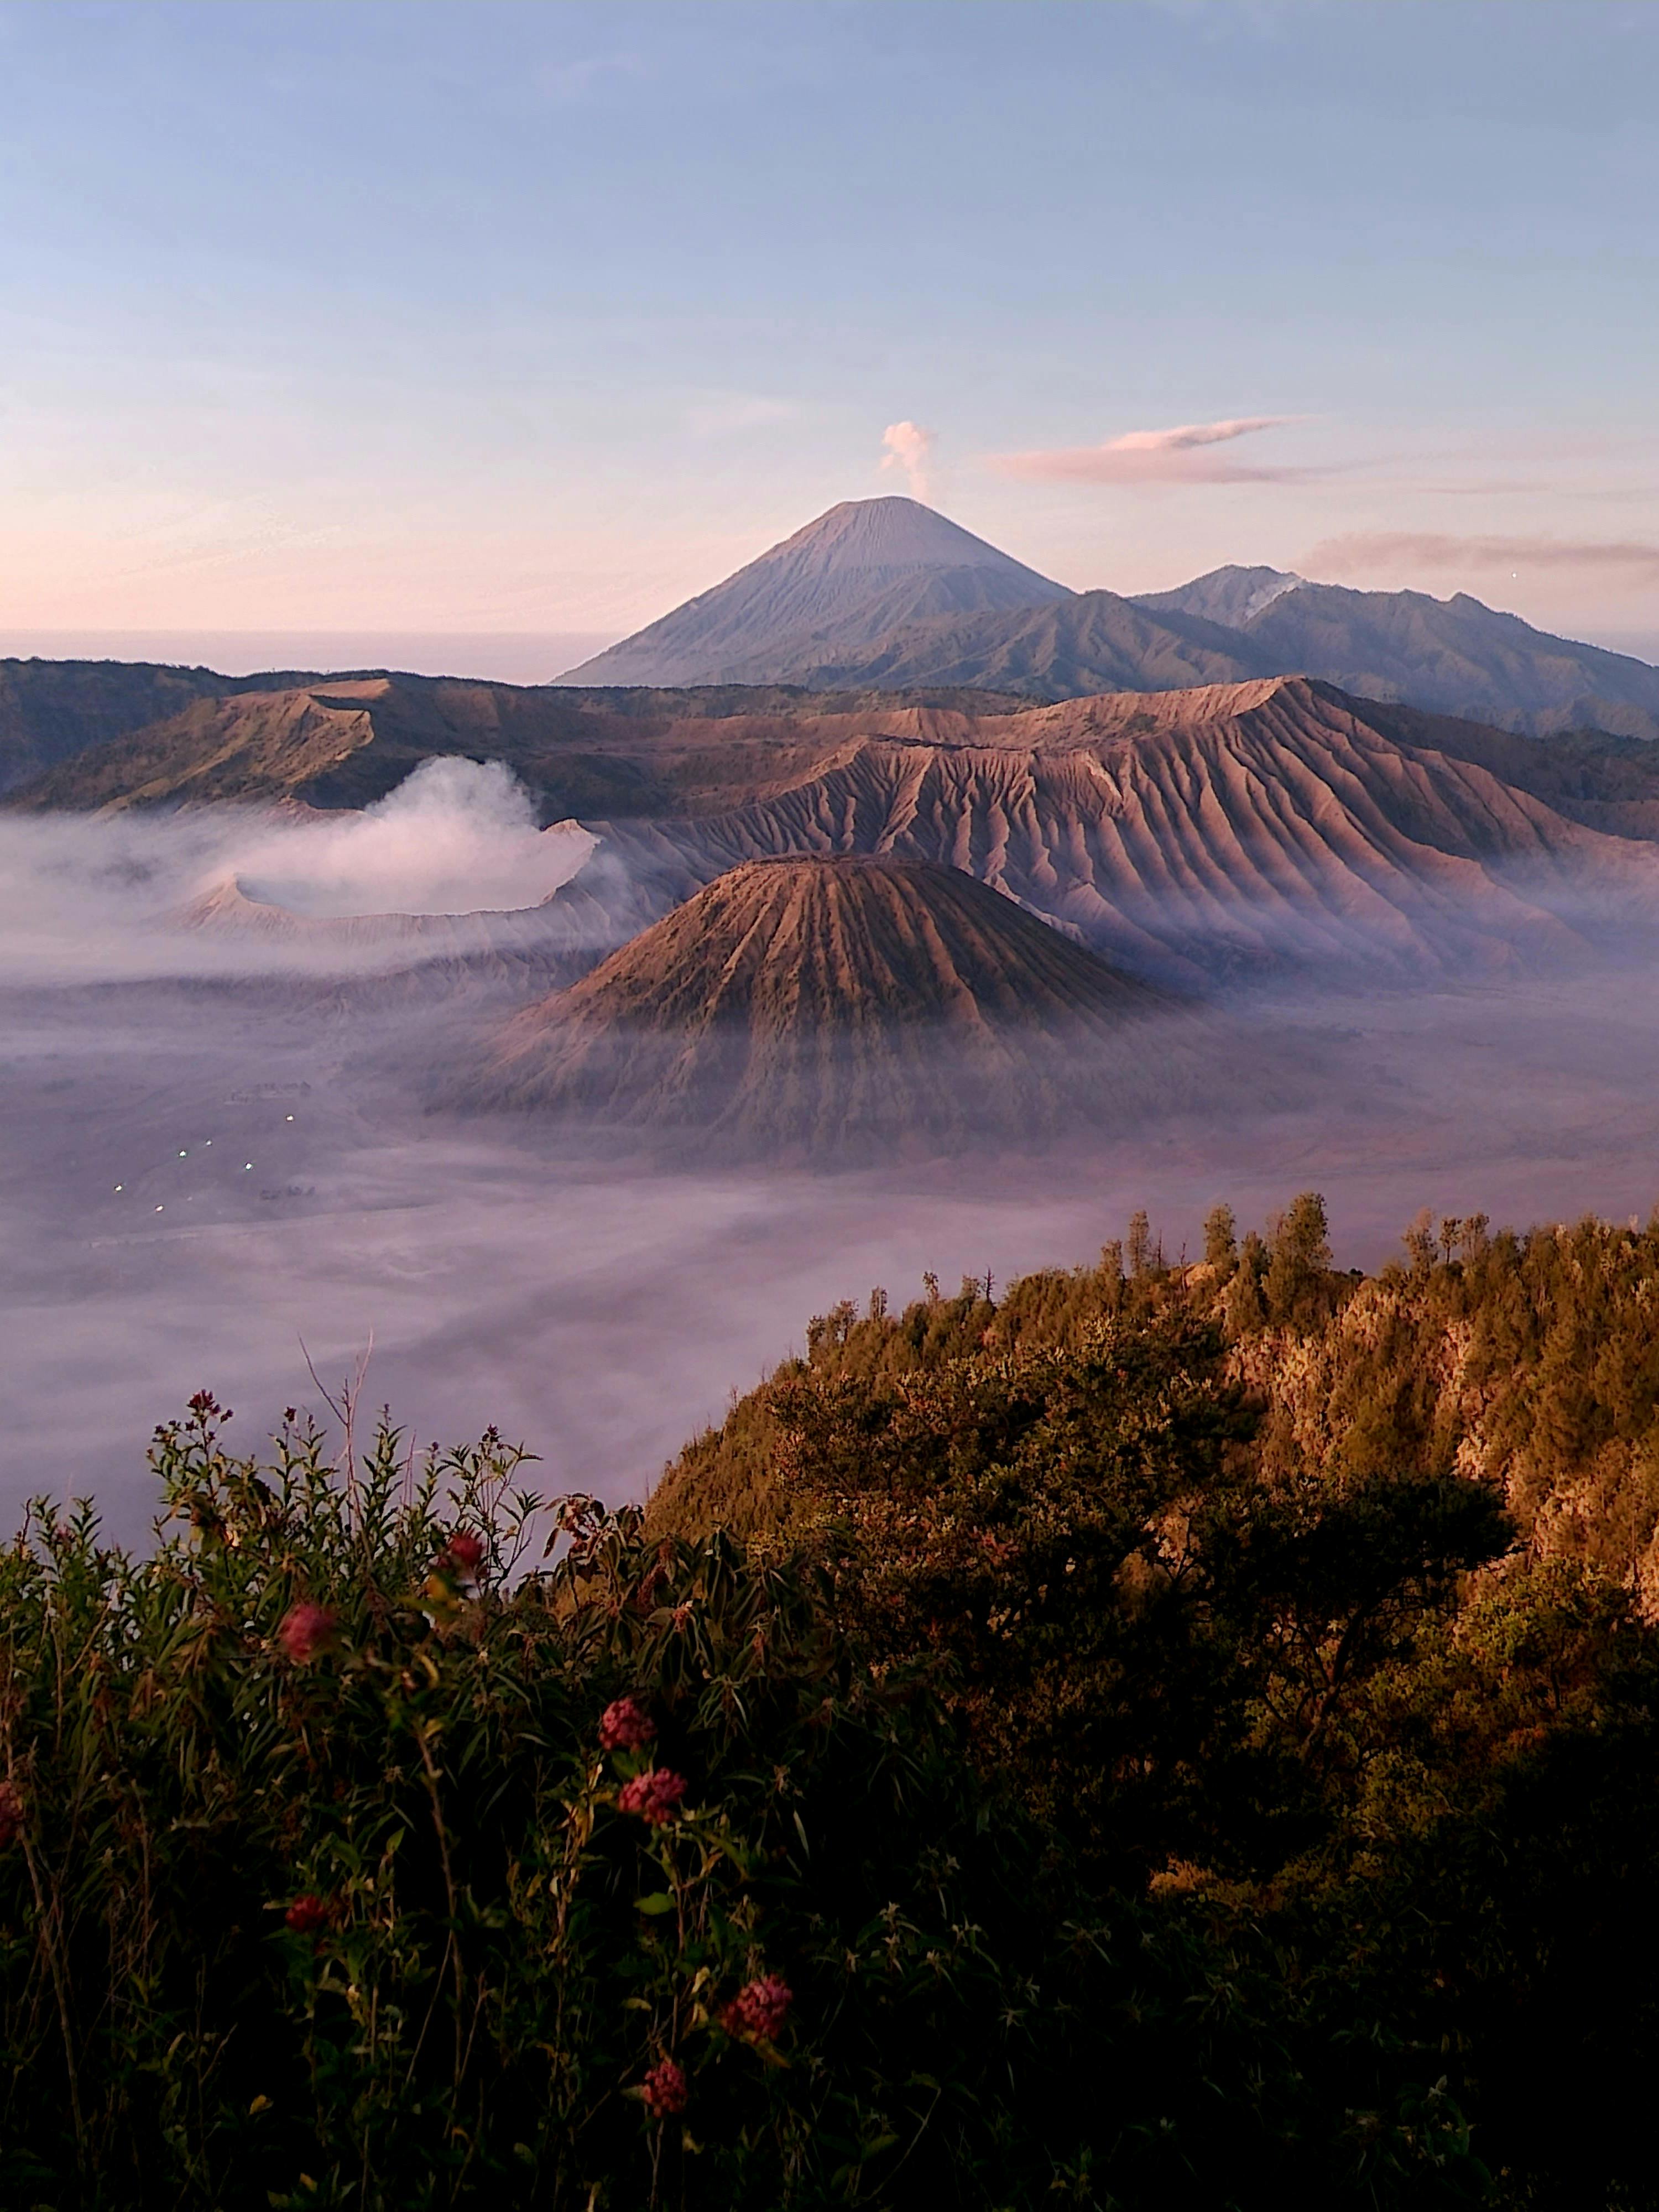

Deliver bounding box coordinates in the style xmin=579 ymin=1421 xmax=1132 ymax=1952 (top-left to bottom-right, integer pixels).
xmin=10 ymin=870 xmax=1659 ymax=1535
xmin=14 ymin=655 xmax=1659 ymax=1532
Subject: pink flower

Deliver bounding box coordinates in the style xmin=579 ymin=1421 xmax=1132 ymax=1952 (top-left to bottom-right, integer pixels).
xmin=440 ymin=1531 xmax=485 ymax=1578
xmin=640 ymin=2057 xmax=688 ymax=2119
xmin=284 ymin=1892 xmax=330 ymax=1936
xmin=721 ymin=1975 xmax=792 ymax=2042
xmin=276 ymin=1602 xmax=339 ymax=1664
xmin=0 ymin=1781 xmax=22 ymax=1849
xmin=617 ymin=1768 xmax=687 ymax=1825
xmin=599 ymin=1696 xmax=656 ymax=1752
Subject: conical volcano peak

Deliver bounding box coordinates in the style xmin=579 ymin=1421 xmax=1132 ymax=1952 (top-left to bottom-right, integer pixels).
xmin=461 ymin=855 xmax=1182 ymax=1156
xmin=525 ymin=854 xmax=1160 ymax=1035
xmin=765 ymin=497 xmax=1062 ymax=581
xmin=560 ymin=499 xmax=1070 ymax=688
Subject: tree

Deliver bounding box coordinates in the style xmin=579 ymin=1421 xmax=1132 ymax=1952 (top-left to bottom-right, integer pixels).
xmin=1264 ymin=1191 xmax=1334 ymax=1327
xmin=1127 ymin=1209 xmax=1155 ymax=1278
xmin=1203 ymin=1203 xmax=1238 ymax=1269
xmin=1403 ymin=1208 xmax=1437 ymax=1273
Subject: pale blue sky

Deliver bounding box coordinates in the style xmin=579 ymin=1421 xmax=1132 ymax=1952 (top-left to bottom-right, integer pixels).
xmin=3 ymin=0 xmax=1656 ymax=656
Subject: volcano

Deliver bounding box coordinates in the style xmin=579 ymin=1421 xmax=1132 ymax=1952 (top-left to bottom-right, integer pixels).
xmin=579 ymin=676 xmax=1659 ymax=985
xmin=558 ymin=499 xmax=1071 ymax=687
xmin=461 ymin=854 xmax=1188 ymax=1154
xmin=554 ymin=499 xmax=1659 ymax=734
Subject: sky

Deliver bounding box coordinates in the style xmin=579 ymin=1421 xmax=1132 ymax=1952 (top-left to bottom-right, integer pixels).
xmin=2 ymin=0 xmax=1657 ymax=669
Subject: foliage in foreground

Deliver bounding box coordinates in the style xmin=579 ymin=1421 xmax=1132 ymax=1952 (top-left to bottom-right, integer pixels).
xmin=8 ymin=1194 xmax=1659 ymax=2207
xmin=652 ymin=1196 xmax=1659 ymax=2211
xmin=0 ymin=1392 xmax=1493 ymax=2211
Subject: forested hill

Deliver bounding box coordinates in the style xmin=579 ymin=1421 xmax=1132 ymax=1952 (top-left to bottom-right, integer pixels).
xmin=9 ymin=1201 xmax=1659 ymax=2204
xmin=642 ymin=1197 xmax=1659 ymax=2204
xmin=651 ymin=1195 xmax=1659 ymax=1603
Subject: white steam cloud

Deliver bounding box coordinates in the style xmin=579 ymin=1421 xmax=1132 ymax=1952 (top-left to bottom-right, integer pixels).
xmin=234 ymin=758 xmax=585 ymax=919
xmin=881 ymin=420 xmax=936 ymax=502
xmin=0 ymin=760 xmax=597 ymax=984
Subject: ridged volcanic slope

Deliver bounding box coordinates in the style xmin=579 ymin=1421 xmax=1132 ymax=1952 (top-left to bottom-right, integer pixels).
xmin=588 ymin=678 xmax=1659 ymax=985
xmin=560 ymin=498 xmax=1072 ymax=687
xmin=547 ymin=853 xmax=1162 ymax=1031
xmin=3 ymin=671 xmax=1035 ymax=817
xmin=555 ymin=504 xmax=1659 ymax=734
xmin=467 ymin=856 xmax=1181 ymax=1152
xmin=24 ymin=663 xmax=1659 ymax=991
xmin=768 ymin=572 xmax=1659 ymax=737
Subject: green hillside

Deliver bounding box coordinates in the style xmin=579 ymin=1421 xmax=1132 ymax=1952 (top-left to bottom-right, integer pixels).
xmin=6 ymin=1199 xmax=1659 ymax=2206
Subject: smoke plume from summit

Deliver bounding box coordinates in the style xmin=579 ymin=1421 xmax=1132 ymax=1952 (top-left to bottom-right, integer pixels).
xmin=880 ymin=421 xmax=936 ymax=502
xmin=0 ymin=760 xmax=594 ymax=983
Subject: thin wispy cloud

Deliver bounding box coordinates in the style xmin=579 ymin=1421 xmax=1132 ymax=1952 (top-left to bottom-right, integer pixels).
xmin=684 ymin=394 xmax=799 ymax=438
xmin=1307 ymin=532 xmax=1659 ymax=583
xmin=881 ymin=421 xmax=935 ymax=502
xmin=989 ymin=414 xmax=1308 ymax=486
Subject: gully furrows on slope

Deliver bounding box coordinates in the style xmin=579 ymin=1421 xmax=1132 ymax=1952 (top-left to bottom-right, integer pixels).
xmin=582 ymin=679 xmax=1659 ymax=985
xmin=8 ymin=685 xmax=385 ymax=812
xmin=561 ymin=497 xmax=1071 ymax=687
xmin=457 ymin=855 xmax=1197 ymax=1155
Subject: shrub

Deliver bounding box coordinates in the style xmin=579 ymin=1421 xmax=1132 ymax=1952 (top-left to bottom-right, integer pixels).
xmin=1 ymin=1394 xmax=1482 ymax=2209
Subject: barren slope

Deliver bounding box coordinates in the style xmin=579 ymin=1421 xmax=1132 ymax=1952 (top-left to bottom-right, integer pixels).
xmin=560 ymin=498 xmax=1071 ymax=686
xmin=3 ymin=672 xmax=1033 ymax=818
xmin=584 ymin=679 xmax=1659 ymax=985
xmin=466 ymin=855 xmax=1186 ymax=1152
xmin=0 ymin=657 xmax=314 ymax=793
xmin=796 ymin=589 xmax=1272 ymax=697
xmin=25 ymin=662 xmax=1659 ymax=990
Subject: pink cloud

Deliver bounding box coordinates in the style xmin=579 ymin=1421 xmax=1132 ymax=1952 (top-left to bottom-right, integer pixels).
xmin=989 ymin=414 xmax=1307 ymax=486
xmin=1306 ymin=531 xmax=1659 ymax=582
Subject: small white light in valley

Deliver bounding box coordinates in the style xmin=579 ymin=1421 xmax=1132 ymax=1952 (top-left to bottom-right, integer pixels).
xmin=178 ymin=1149 xmax=187 ymax=1157
xmin=244 ymin=1162 xmax=253 ymax=1171
xmin=155 ymin=1205 xmax=163 ymax=1213
xmin=113 ymin=1184 xmax=123 ymax=1192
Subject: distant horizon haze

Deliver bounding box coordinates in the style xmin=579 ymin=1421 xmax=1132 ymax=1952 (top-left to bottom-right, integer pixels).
xmin=10 ymin=616 xmax=1659 ymax=686
xmin=5 ymin=582 xmax=1656 ymax=695
xmin=0 ymin=629 xmax=619 ymax=685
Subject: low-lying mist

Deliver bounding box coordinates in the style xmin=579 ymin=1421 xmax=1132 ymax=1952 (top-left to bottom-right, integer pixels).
xmin=0 ymin=760 xmax=596 ymax=983
xmin=7 ymin=789 xmax=1659 ymax=1542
